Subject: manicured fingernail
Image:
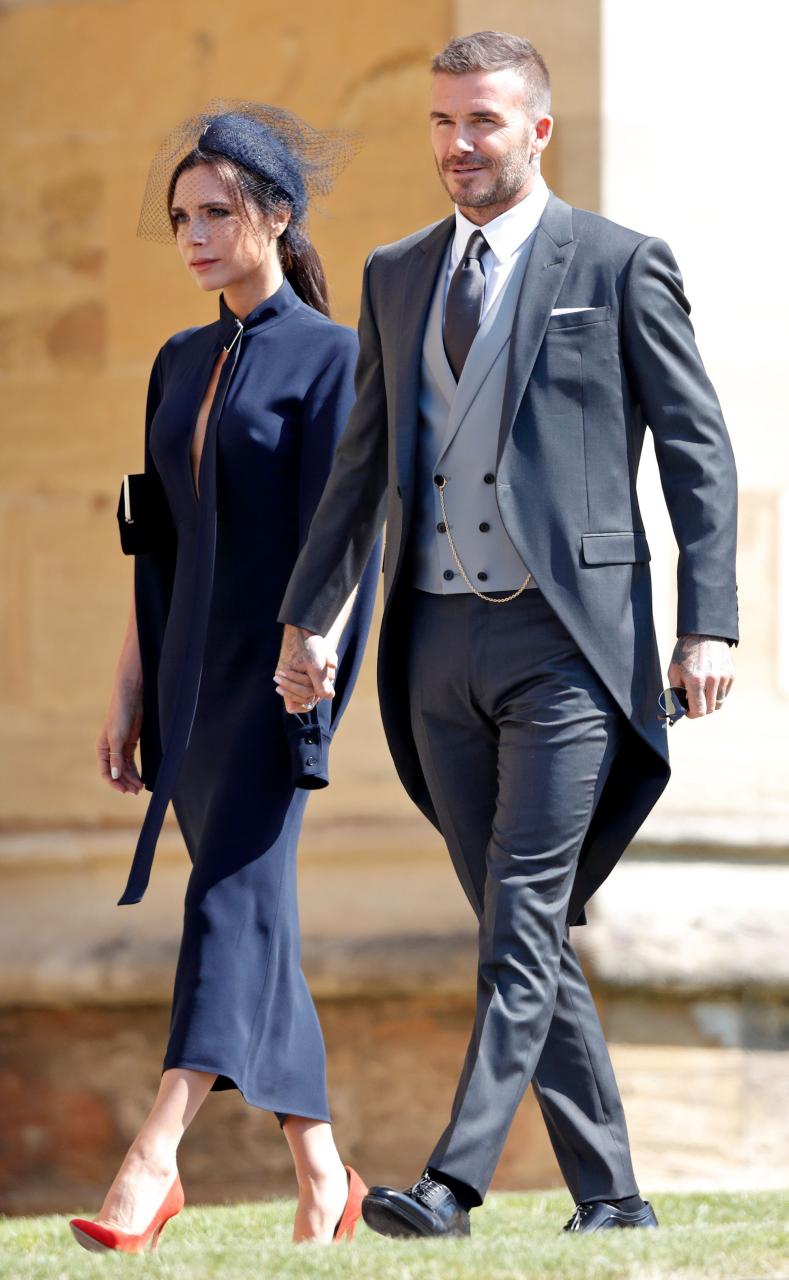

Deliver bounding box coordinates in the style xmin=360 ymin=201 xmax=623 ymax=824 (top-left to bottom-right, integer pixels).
xmin=111 ymin=766 xmax=120 ymax=779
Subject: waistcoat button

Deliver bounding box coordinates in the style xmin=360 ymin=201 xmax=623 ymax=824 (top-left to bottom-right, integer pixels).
xmin=437 ymin=521 xmax=447 ymax=534
xmin=434 ymin=474 xmax=445 ymax=486
xmin=443 ymin=569 xmax=454 ymax=581
xmin=477 ymin=571 xmax=488 ymax=582
xmin=479 ymin=521 xmax=490 ymax=532
xmin=483 ymin=472 xmax=495 ymax=484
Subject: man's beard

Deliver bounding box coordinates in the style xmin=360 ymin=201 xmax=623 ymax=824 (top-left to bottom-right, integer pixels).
xmin=438 ymin=141 xmax=534 ymax=208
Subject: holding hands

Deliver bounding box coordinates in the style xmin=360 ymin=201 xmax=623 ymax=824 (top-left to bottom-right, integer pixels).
xmin=275 ymin=624 xmax=337 ymax=714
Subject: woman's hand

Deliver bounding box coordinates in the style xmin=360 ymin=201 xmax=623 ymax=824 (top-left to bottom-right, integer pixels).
xmin=96 ymin=681 xmax=144 ymax=794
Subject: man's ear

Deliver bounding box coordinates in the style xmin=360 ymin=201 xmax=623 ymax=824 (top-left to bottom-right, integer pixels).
xmin=532 ymin=114 xmax=554 ymax=157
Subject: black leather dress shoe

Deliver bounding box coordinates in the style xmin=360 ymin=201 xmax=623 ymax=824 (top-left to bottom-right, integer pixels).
xmin=362 ymin=1174 xmax=471 ymax=1239
xmin=563 ymin=1199 xmax=659 ymax=1233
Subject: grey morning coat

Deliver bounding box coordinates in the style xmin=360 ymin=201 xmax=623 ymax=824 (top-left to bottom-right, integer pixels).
xmin=279 ymin=193 xmax=738 ymax=924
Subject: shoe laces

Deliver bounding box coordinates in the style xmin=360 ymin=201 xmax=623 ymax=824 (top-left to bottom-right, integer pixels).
xmin=411 ymin=1174 xmax=449 ymax=1208
xmin=564 ymin=1201 xmax=596 ymax=1232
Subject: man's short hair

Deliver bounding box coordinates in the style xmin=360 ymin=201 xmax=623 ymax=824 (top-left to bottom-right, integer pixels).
xmin=431 ymin=30 xmax=551 ymax=118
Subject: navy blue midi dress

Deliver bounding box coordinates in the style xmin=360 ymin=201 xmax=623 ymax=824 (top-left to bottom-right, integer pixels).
xmin=118 ymin=279 xmax=378 ymax=1122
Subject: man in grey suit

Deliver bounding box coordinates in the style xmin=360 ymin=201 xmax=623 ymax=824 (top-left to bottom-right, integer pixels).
xmin=274 ymin=31 xmax=737 ymax=1237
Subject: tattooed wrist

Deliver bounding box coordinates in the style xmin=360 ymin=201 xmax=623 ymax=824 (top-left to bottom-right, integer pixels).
xmin=673 ymin=635 xmax=697 ymax=658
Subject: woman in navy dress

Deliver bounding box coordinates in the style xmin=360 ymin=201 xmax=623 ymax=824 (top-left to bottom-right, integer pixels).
xmin=70 ymin=104 xmax=378 ymax=1253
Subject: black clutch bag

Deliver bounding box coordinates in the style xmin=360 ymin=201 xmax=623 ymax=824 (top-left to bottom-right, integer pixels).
xmin=116 ymin=473 xmax=172 ymax=555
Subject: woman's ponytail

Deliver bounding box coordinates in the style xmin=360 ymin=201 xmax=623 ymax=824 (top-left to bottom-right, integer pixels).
xmin=279 ymin=226 xmax=330 ymax=317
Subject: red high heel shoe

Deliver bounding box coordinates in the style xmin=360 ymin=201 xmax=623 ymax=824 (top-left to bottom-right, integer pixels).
xmin=69 ymin=1174 xmax=184 ymax=1254
xmin=333 ymin=1165 xmax=367 ymax=1242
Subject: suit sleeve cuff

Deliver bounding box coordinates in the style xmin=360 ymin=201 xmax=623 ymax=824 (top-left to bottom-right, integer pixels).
xmin=677 ymin=632 xmax=738 ymax=647
xmin=282 ymin=709 xmax=331 ymax=790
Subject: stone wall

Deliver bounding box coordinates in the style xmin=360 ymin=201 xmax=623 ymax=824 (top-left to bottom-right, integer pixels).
xmin=6 ymin=991 xmax=786 ymax=1218
xmin=2 ymin=823 xmax=788 ymax=1212
xmin=1 ymin=0 xmax=788 ymax=1216
xmin=0 ymin=0 xmax=457 ymax=831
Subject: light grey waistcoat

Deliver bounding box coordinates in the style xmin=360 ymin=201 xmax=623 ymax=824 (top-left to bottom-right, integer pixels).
xmin=411 ymin=238 xmax=537 ymax=594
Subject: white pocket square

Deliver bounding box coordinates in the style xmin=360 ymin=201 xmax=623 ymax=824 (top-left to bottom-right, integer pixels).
xmin=550 ymin=307 xmax=596 ymax=315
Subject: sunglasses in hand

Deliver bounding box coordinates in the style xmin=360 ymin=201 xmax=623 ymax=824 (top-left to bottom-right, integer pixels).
xmin=657 ymin=686 xmax=689 ymax=728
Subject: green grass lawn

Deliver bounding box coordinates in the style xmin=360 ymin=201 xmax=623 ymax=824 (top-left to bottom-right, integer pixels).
xmin=2 ymin=1190 xmax=788 ymax=1280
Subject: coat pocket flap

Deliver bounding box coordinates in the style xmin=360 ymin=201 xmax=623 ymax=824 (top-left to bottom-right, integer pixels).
xmin=581 ymin=531 xmax=651 ymax=565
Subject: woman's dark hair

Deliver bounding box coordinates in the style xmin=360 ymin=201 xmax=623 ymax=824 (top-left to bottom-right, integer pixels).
xmin=167 ymin=149 xmax=330 ymax=317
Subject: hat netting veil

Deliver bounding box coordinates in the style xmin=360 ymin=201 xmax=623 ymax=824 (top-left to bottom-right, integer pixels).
xmin=137 ymin=100 xmax=359 ymax=242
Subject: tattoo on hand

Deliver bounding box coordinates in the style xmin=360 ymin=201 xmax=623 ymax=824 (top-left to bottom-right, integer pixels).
xmin=672 ymin=636 xmax=699 ymax=669
xmin=284 ymin=626 xmax=312 ymax=666
xmin=672 ymin=634 xmax=727 ymax=672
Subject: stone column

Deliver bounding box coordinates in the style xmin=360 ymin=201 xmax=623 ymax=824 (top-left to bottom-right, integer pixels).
xmin=601 ymin=0 xmax=789 ymax=839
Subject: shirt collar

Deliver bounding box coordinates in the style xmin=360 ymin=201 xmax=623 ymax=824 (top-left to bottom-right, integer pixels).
xmin=451 ymin=174 xmax=550 ymax=267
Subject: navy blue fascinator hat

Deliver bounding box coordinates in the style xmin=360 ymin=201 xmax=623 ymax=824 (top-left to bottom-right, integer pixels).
xmin=200 ymin=111 xmax=309 ymax=222
xmin=137 ymin=100 xmax=359 ymax=242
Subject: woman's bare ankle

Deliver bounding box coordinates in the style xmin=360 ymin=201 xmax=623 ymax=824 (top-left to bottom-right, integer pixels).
xmin=123 ymin=1138 xmax=178 ymax=1180
xmin=297 ymin=1160 xmax=347 ymax=1197
xmin=292 ymin=1172 xmax=349 ymax=1244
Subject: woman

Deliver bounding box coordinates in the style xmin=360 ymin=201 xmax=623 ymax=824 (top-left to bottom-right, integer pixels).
xmin=69 ymin=103 xmax=379 ymax=1253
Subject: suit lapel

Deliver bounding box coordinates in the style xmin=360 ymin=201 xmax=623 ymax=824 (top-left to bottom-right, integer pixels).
xmin=497 ymin=195 xmax=577 ymax=463
xmin=394 ymin=217 xmax=454 ymax=495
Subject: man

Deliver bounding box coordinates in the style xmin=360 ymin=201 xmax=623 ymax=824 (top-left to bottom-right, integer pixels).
xmin=274 ymin=31 xmax=737 ymax=1237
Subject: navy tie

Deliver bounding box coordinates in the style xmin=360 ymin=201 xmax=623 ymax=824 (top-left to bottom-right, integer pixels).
xmin=443 ymin=229 xmax=488 ymax=382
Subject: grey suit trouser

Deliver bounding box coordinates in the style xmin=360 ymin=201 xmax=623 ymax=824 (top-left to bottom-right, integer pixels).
xmin=407 ymin=587 xmax=639 ymax=1204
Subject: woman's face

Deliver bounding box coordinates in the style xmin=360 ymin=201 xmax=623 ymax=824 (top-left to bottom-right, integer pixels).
xmin=170 ymin=163 xmax=287 ymax=292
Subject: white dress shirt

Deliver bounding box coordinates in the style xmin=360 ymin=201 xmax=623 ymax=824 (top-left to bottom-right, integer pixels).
xmin=444 ymin=174 xmax=551 ymax=321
